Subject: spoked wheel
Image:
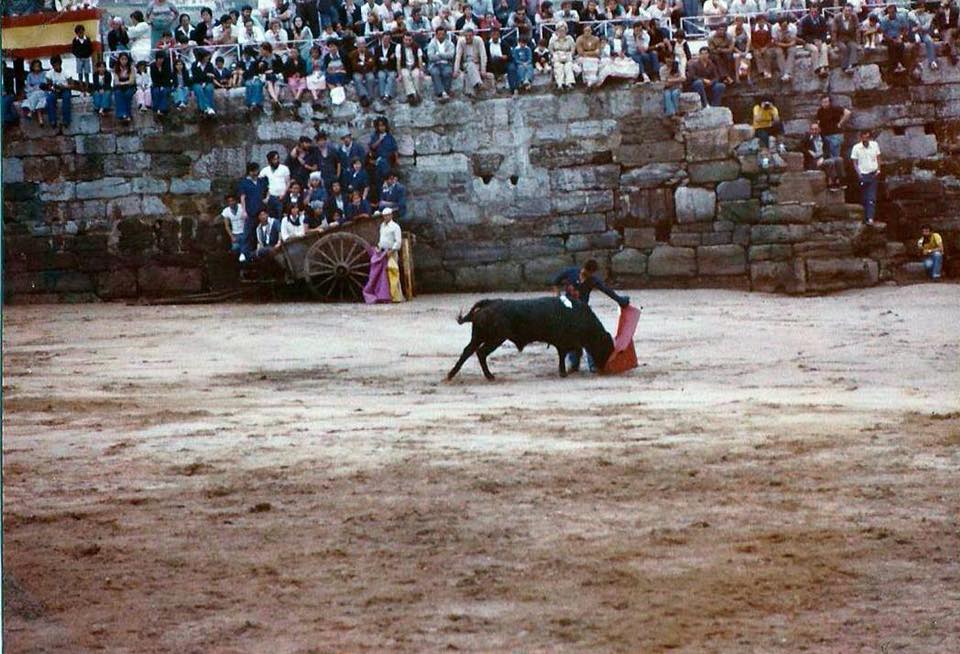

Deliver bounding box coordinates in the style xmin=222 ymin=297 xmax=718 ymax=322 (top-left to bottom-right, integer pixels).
xmin=303 ymin=232 xmax=372 ymax=301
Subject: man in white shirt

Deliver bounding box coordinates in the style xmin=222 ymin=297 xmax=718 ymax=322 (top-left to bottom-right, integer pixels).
xmin=259 ymin=150 xmax=292 ymax=221
xmin=221 ymin=194 xmax=248 ymax=257
xmin=377 ymin=208 xmax=405 ymax=302
xmin=239 ymin=19 xmax=266 ymax=46
xmin=703 ymin=0 xmax=728 ymax=30
xmin=849 ymin=130 xmax=881 ymax=224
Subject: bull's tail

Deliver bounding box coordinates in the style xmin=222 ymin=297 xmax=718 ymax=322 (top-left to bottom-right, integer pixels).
xmin=457 ymin=299 xmax=494 ymax=324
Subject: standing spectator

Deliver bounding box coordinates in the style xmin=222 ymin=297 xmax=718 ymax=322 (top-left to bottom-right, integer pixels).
xmin=222 ymin=194 xmax=247 ymax=256
xmin=850 ymin=130 xmax=881 ymax=224
xmin=149 ymin=51 xmax=172 ymax=115
xmin=707 ymin=25 xmax=735 ymax=85
xmin=350 ymin=36 xmax=377 ymax=107
xmin=170 ymin=57 xmax=191 ymax=109
xmin=772 ymin=15 xmax=798 ymax=81
xmin=375 ymin=33 xmax=398 ymax=103
xmin=396 ymin=32 xmax=426 ymax=104
xmin=549 ymin=22 xmax=577 ymax=90
xmin=798 ymin=5 xmax=831 ymax=77
xmin=454 ymin=28 xmax=489 ymax=97
xmin=113 ymin=52 xmax=137 ymax=123
xmin=916 ymin=224 xmax=944 ymax=279
xmin=880 ymin=4 xmax=914 ymax=74
xmin=22 ymin=60 xmax=48 ymax=124
xmin=934 ymin=1 xmax=959 ymax=66
xmin=129 ymin=11 xmax=152 ymax=63
xmin=345 ymin=157 xmax=370 ymax=198
xmin=323 ymin=180 xmax=348 ymax=223
xmin=427 ymin=27 xmax=456 ymax=101
xmin=239 ymin=162 xmax=265 ymax=249
xmin=191 ymin=49 xmax=217 ymax=115
xmin=45 ymin=55 xmax=72 ymax=129
xmin=91 ymin=60 xmax=113 ymax=115
xmin=751 ymin=14 xmax=775 ymax=80
xmin=368 ymin=116 xmax=398 ymax=194
xmin=134 ymin=60 xmax=152 ymax=112
xmin=306 ymin=131 xmax=339 ymax=189
xmin=107 ymin=17 xmax=131 ymax=63
xmin=576 ymin=24 xmax=602 ymax=87
xmin=306 ymin=173 xmax=328 ymax=226
xmin=803 ymin=123 xmax=845 ymax=189
xmin=833 ymin=3 xmax=861 ymax=74
xmin=72 ymin=24 xmax=93 ymax=93
xmin=147 ymin=0 xmax=179 ymax=47
xmin=338 ymin=130 xmax=366 ymax=187
xmin=815 ymin=95 xmax=852 ymax=160
xmin=260 ymin=150 xmax=292 ymax=220
xmin=662 ymin=57 xmax=684 ymax=119
xmin=284 ymin=180 xmax=307 ymax=213
xmin=910 ymin=3 xmax=939 ymax=72
xmin=378 ymin=171 xmax=407 ymax=219
xmin=686 ymin=47 xmax=726 ymax=108
xmin=508 ymin=32 xmax=534 ymax=94
xmin=254 ymin=208 xmax=280 ymax=259
xmin=287 ymin=135 xmax=314 ymax=187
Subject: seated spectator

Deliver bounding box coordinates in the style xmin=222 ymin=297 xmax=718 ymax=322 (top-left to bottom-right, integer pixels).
xmin=191 ymin=49 xmax=217 ymax=115
xmin=345 ymin=189 xmax=373 ymax=222
xmin=686 ymin=47 xmax=725 ymax=108
xmin=910 ymin=3 xmax=939 ymax=72
xmin=833 ymin=3 xmax=861 ymax=74
xmin=240 ymin=47 xmax=264 ymax=110
xmin=396 ymin=32 xmax=426 ymax=104
xmin=290 ymin=15 xmax=314 ymax=61
xmin=91 ymin=60 xmax=113 ymax=115
xmin=707 ymin=24 xmax=735 ymax=85
xmin=378 ymin=171 xmax=407 ymax=219
xmin=703 ymin=0 xmax=728 ymax=30
xmin=508 ymin=32 xmax=535 ymax=94
xmin=626 ymin=23 xmax=656 ymax=83
xmin=222 ymin=194 xmax=247 ymax=256
xmin=350 ymin=37 xmax=377 ymax=108
xmin=113 ymin=53 xmax=137 ymax=123
xmin=213 ymin=56 xmax=235 ymax=91
xmin=935 ymin=1 xmax=959 ymax=66
xmin=534 ymin=37 xmax=552 ymax=74
xmin=916 ymin=224 xmax=944 ymax=280
xmin=428 ymin=27 xmax=457 ymax=101
xmin=803 ymin=122 xmax=845 ymax=189
xmin=671 ymin=30 xmax=692 ymax=77
xmin=254 ymin=208 xmax=280 ymax=258
xmin=305 ymin=46 xmax=326 ymax=106
xmin=345 ymin=157 xmax=370 ymax=198
xmin=408 ymin=7 xmax=432 ymax=48
xmin=171 ymin=57 xmax=191 ymax=110
xmin=798 ymin=5 xmax=830 ymax=77
xmin=285 ymin=46 xmax=307 ymax=105
xmin=752 ymin=14 xmax=775 ymax=80
xmin=862 ymin=13 xmax=881 ymax=51
xmin=576 ymin=24 xmax=602 ymax=87
xmin=549 ymin=22 xmax=577 ymax=90
xmin=45 ymin=55 xmax=72 ymax=128
xmin=239 ymin=18 xmax=265 ymax=47
xmin=338 ymin=130 xmax=366 ymax=187
xmin=260 ymin=43 xmax=284 ymax=108
xmin=375 ymin=33 xmax=398 ymax=103
xmin=595 ymin=28 xmax=640 ymax=87
xmin=284 ymin=179 xmax=307 ymax=212
xmin=456 ymin=3 xmax=481 ymax=32
xmin=322 ymin=40 xmax=350 ymax=104
xmin=751 ymin=95 xmax=783 ymax=153
xmin=727 ymin=16 xmax=752 ymax=85
xmin=265 ymin=18 xmax=290 ymax=52
xmin=487 ymin=28 xmax=511 ymax=92
xmin=661 ymin=57 xmax=684 ymax=119
xmin=772 ymin=15 xmax=798 ymax=81
xmin=557 ymin=0 xmax=579 ymax=35
xmin=280 ymin=203 xmax=307 ymax=242
xmin=879 ymin=4 xmax=914 ymax=74
xmin=324 ymin=180 xmax=348 ymax=223
xmin=149 ymin=52 xmax=172 ymax=116
xmin=134 ymin=60 xmax=151 ymax=112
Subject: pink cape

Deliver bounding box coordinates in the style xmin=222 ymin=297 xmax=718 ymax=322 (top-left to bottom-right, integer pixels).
xmin=362 ymin=248 xmax=392 ymax=304
xmin=602 ymin=304 xmax=641 ymax=374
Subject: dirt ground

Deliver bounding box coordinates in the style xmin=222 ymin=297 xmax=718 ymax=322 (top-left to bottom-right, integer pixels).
xmin=3 ymin=285 xmax=959 ymax=653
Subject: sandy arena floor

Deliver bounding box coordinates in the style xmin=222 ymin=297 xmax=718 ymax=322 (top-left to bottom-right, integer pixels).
xmin=2 ymin=285 xmax=959 ymax=653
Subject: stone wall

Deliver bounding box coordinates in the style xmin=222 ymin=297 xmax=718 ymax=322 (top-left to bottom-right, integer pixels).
xmin=3 ymin=48 xmax=958 ymax=303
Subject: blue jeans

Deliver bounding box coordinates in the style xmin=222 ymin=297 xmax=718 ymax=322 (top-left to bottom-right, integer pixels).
xmin=689 ymin=78 xmax=725 ymax=107
xmin=859 ymin=171 xmax=878 ymax=222
xmin=663 ymin=87 xmax=681 ymax=115
xmin=2 ymin=94 xmax=16 ymax=124
xmin=924 ymin=252 xmax=943 ymax=278
xmin=353 ymin=72 xmax=376 ymax=100
xmin=919 ymin=33 xmax=936 ymax=64
xmin=825 ymin=133 xmax=843 ymax=159
xmin=113 ymin=86 xmax=134 ymax=119
xmin=429 ymin=62 xmax=453 ymax=95
xmin=45 ymin=88 xmax=71 ymax=127
xmin=567 ymin=349 xmax=596 ymax=373
xmin=245 ymin=79 xmax=264 ymax=106
xmin=172 ymin=86 xmax=189 ymax=106
xmin=92 ymin=90 xmax=112 ymax=111
xmin=193 ymin=83 xmax=214 ymax=111
xmin=151 ymin=86 xmax=170 ymax=114
xmin=631 ymin=51 xmax=660 ymax=79
xmin=76 ymin=57 xmax=92 ymax=85
xmin=377 ymin=70 xmax=396 ymax=98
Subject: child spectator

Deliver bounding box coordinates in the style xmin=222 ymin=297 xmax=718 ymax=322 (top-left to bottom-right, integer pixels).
xmin=378 ymin=171 xmax=406 ymax=219
xmin=346 ymin=158 xmax=369 ymax=199
xmin=285 ymin=47 xmax=308 ymax=106
xmin=191 ymin=49 xmax=217 ymax=115
xmin=71 ymin=25 xmax=93 ymax=92
xmin=91 ymin=60 xmax=113 ymax=115
xmin=212 ymin=56 xmax=233 ymax=90
xmin=113 ymin=52 xmax=136 ymax=123
xmin=280 ymin=204 xmax=307 ymax=242
xmin=221 ymin=194 xmax=247 ymax=256
xmin=45 ymin=55 xmax=72 ymax=129
xmin=322 ymin=40 xmax=349 ymax=104
xmin=306 ymin=173 xmax=328 ymax=226
xmin=862 ymin=14 xmax=880 ymax=51
xmin=135 ymin=60 xmax=152 ymax=112
xmin=345 ymin=188 xmax=372 ymax=222
xmin=150 ymin=52 xmax=172 ymax=116
xmin=306 ymin=45 xmax=327 ymax=107
xmin=534 ymin=37 xmax=552 ymax=73
xmin=171 ymin=57 xmax=192 ymax=109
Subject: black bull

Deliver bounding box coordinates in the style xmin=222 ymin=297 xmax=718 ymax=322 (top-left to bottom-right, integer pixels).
xmin=447 ymin=297 xmax=616 ymax=380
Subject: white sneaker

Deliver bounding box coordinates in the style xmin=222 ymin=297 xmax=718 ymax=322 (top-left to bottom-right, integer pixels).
xmin=206 ymin=107 xmax=216 ymax=115
xmin=931 ymin=61 xmax=939 ymax=71
xmin=238 ymin=253 xmax=247 ymax=263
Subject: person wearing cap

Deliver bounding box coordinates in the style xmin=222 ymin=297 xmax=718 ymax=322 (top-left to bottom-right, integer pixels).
xmin=378 ymin=171 xmax=407 ymax=219
xmin=378 ymin=208 xmax=405 ymax=303
xmin=338 ymin=130 xmax=366 ymax=187
xmin=350 ymin=36 xmax=378 ymax=107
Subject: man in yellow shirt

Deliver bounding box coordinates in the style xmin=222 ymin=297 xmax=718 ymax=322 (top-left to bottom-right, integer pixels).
xmin=917 ymin=224 xmax=944 ymax=280
xmin=753 ymin=96 xmax=784 ymax=169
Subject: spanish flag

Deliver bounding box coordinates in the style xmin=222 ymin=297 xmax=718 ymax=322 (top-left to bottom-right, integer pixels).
xmin=1 ymin=8 xmax=101 ymax=59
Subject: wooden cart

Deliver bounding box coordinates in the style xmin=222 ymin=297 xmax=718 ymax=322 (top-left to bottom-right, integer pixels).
xmin=271 ymin=215 xmax=415 ymax=301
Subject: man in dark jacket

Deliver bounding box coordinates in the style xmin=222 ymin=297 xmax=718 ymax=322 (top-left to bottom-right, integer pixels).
xmin=552 ymin=259 xmax=630 ymax=372
xmin=686 ymin=47 xmax=725 ymax=108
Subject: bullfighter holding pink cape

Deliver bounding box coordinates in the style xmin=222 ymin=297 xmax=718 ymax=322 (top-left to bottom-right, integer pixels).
xmin=363 ymin=209 xmax=404 ymax=304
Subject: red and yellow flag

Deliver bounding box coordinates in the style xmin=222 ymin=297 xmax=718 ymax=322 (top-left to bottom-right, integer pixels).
xmin=1 ymin=8 xmax=101 ymax=59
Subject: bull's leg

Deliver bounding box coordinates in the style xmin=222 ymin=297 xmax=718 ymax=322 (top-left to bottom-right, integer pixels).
xmin=447 ymin=337 xmax=480 ymax=380
xmin=558 ymin=349 xmax=568 ymax=378
xmin=476 ymin=339 xmax=505 ymax=381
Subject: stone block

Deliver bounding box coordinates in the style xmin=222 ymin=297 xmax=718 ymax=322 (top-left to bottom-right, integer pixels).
xmin=750 ymin=224 xmax=812 ymax=244
xmin=749 ymin=244 xmax=793 ymax=262
xmin=566 ymin=230 xmax=621 ymax=252
xmin=150 ymin=153 xmax=194 ymax=177
xmin=805 ymin=257 xmax=879 ymax=292
xmin=193 ymin=147 xmax=247 ymax=178
xmin=4 ymin=136 xmax=75 ymax=157
xmin=553 ymin=190 xmax=615 ymax=215
xmin=718 ymin=199 xmax=761 ymax=224
xmin=255 ymin=121 xmax=306 ymax=141
xmin=103 ymin=153 xmax=151 ymax=176
xmin=75 ymin=134 xmax=117 ymax=155
xmin=453 ymin=261 xmax=523 ymax=291
xmin=670 ymin=232 xmax=701 ymax=247
xmin=550 ymin=164 xmax=621 ymax=192
xmin=141 ymin=196 xmax=170 ymax=216
xmin=115 ymin=135 xmax=143 ymax=154
xmin=618 ymin=140 xmax=685 ymax=166
xmin=523 ymin=255 xmax=575 ymax=285
xmin=63 ymin=112 xmax=101 ymax=136
xmin=729 ymin=124 xmax=755 ymax=148
xmin=611 ymin=248 xmax=648 ymax=276
xmin=716 ymin=178 xmax=752 ymax=201
xmin=702 ymin=232 xmax=732 ymax=246
xmin=688 ymin=160 xmax=740 ymax=184
xmin=106 ymin=196 xmax=142 ymax=219
xmin=417 ymin=153 xmax=471 ymax=173
xmin=774 ymin=171 xmax=827 ymax=204
xmin=647 ymin=245 xmax=696 ymax=277
xmin=759 ymin=204 xmax=815 ymax=224
xmin=137 ymin=265 xmax=204 ymax=296
xmin=76 ymin=177 xmax=132 ymax=200
xmin=40 ymin=181 xmax=75 ymax=202
xmin=875 ymin=128 xmax=938 ymax=161
xmin=697 ymin=244 xmax=746 ymax=276
xmin=541 ymin=213 xmax=608 ymax=236
xmin=510 ymin=236 xmax=565 ymax=258
xmin=674 ymin=186 xmax=716 ymax=223
xmin=2 ymin=157 xmax=25 ymax=183
xmin=682 ymin=106 xmax=734 ymax=131
xmin=131 ymin=177 xmax=169 ymax=194
xmin=623 ymin=227 xmax=657 ymax=250
xmin=685 ymin=127 xmax=732 ymax=162
xmin=569 ymin=119 xmax=618 ymax=138
xmin=95 ymin=269 xmax=139 ymax=299
xmin=750 ymin=260 xmax=806 ymax=294
xmin=678 ymin=92 xmax=702 ymax=114
xmin=619 ymin=163 xmax=685 ymax=189
xmin=170 ymin=178 xmax=212 ymax=195
xmin=531 ymin=140 xmax=613 ymax=168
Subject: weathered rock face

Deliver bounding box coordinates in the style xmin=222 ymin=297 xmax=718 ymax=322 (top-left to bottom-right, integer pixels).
xmin=3 ymin=52 xmax=958 ymax=302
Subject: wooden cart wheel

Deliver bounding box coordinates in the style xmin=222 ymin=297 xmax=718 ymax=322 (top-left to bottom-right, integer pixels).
xmin=303 ymin=232 xmax=372 ymax=301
